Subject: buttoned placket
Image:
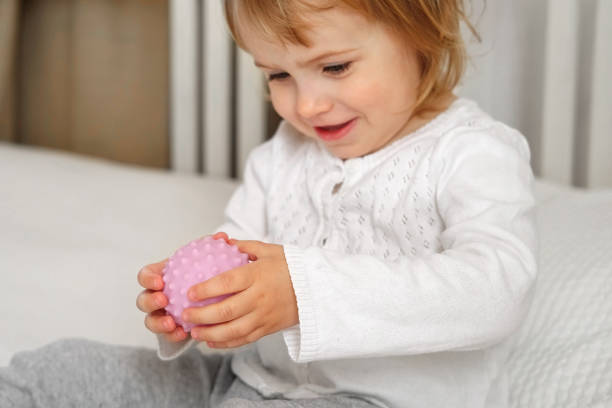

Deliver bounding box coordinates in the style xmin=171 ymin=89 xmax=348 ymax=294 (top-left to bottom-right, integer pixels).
xmin=319 ymin=174 xmax=340 ymax=247
xmin=318 ymin=158 xmax=364 ymax=248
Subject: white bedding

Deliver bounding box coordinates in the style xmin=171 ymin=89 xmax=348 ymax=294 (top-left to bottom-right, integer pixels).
xmin=1 ymin=142 xmax=611 ymax=407
xmin=507 ymin=188 xmax=612 ymax=407
xmin=0 ymin=143 xmax=238 ymax=362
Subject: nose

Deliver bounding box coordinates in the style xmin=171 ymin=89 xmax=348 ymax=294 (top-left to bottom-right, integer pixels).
xmin=295 ymin=84 xmax=332 ymax=119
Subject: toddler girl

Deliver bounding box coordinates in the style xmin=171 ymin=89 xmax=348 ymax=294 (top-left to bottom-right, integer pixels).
xmin=1 ymin=1 xmax=536 ymax=407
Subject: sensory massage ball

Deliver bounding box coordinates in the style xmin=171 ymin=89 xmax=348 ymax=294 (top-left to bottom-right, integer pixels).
xmin=162 ymin=236 xmax=249 ymax=332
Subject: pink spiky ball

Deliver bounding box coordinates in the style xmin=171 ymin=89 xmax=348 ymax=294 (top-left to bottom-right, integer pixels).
xmin=162 ymin=236 xmax=249 ymax=332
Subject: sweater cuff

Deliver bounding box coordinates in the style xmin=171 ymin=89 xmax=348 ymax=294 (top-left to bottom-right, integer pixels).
xmin=281 ymin=245 xmax=319 ymax=362
xmin=156 ymin=334 xmax=196 ymax=360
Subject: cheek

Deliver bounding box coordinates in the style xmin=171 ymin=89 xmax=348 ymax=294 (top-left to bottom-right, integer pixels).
xmin=269 ymin=87 xmax=294 ymax=121
xmin=348 ymin=71 xmax=418 ymax=119
xmin=269 ymin=86 xmax=316 ymax=138
xmin=345 ymin=77 xmax=392 ymax=116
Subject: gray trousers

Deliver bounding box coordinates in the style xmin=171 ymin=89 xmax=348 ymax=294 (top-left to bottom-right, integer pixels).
xmin=0 ymin=338 xmax=375 ymax=408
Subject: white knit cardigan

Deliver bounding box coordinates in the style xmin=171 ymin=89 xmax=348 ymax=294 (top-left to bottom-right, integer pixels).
xmin=159 ymin=98 xmax=537 ymax=408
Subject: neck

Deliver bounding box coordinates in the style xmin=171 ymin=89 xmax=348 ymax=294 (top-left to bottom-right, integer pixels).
xmin=393 ymin=92 xmax=458 ymax=143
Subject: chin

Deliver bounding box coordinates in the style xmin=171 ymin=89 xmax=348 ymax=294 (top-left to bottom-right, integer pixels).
xmin=327 ymin=146 xmax=363 ymax=160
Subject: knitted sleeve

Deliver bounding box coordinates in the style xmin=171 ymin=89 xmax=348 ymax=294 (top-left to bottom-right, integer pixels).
xmin=281 ymin=128 xmax=537 ymax=363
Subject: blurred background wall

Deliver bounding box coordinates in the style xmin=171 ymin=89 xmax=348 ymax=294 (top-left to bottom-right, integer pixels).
xmin=0 ymin=0 xmax=169 ymax=168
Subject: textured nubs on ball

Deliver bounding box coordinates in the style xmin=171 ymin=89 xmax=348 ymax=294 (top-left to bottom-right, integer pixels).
xmin=162 ymin=236 xmax=249 ymax=332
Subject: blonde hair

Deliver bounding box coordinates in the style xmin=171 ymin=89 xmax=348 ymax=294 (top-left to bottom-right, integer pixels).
xmin=224 ymin=0 xmax=479 ymax=116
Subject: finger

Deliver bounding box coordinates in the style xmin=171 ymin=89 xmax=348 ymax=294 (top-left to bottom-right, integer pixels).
xmin=164 ymin=326 xmax=189 ymax=343
xmin=188 ymin=265 xmax=253 ymax=302
xmin=212 ymin=231 xmax=230 ymax=243
xmin=230 ymin=240 xmax=268 ymax=261
xmin=144 ymin=310 xmax=176 ymax=334
xmin=136 ymin=290 xmax=168 ymax=313
xmin=183 ymin=290 xmax=253 ymax=325
xmin=191 ymin=312 xmax=261 ymax=343
xmin=206 ymin=327 xmax=266 ymax=349
xmin=137 ymin=259 xmax=168 ymax=289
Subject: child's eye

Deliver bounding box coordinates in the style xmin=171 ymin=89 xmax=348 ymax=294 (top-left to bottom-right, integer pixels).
xmin=323 ymin=62 xmax=352 ymax=75
xmin=268 ymin=72 xmax=290 ymax=81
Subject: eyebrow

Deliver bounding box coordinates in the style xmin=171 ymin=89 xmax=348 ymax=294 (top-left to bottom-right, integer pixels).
xmin=254 ymin=48 xmax=359 ymax=69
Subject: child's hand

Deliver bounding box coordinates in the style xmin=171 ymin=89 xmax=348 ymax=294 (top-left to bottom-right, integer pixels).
xmin=182 ymin=240 xmax=299 ymax=349
xmin=136 ymin=259 xmax=189 ymax=343
xmin=136 ymin=232 xmax=231 ymax=343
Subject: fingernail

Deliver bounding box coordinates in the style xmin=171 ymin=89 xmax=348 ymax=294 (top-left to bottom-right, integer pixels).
xmin=188 ymin=289 xmax=197 ymax=301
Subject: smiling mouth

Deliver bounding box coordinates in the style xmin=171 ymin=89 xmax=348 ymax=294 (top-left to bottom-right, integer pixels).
xmin=314 ymin=119 xmax=357 ymax=141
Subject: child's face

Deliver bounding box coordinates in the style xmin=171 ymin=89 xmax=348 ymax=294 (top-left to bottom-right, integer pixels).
xmin=241 ymin=6 xmax=422 ymax=159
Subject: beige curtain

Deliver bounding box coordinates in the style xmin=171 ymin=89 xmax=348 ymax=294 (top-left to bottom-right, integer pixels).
xmin=0 ymin=0 xmax=169 ymax=168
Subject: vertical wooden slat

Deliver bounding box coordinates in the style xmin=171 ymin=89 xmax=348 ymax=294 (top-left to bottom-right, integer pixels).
xmin=17 ymin=0 xmax=72 ymax=149
xmin=584 ymin=0 xmax=612 ymax=188
xmin=236 ymin=49 xmax=266 ymax=179
xmin=540 ymin=0 xmax=578 ymax=185
xmin=203 ymin=0 xmax=233 ymax=177
xmin=515 ymin=0 xmax=549 ymax=178
xmin=0 ymin=0 xmax=20 ymax=142
xmin=573 ymin=0 xmax=597 ymax=188
xmin=170 ymin=0 xmax=199 ymax=172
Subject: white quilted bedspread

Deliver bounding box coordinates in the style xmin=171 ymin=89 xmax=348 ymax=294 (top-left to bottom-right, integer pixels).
xmin=507 ymin=189 xmax=612 ymax=407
